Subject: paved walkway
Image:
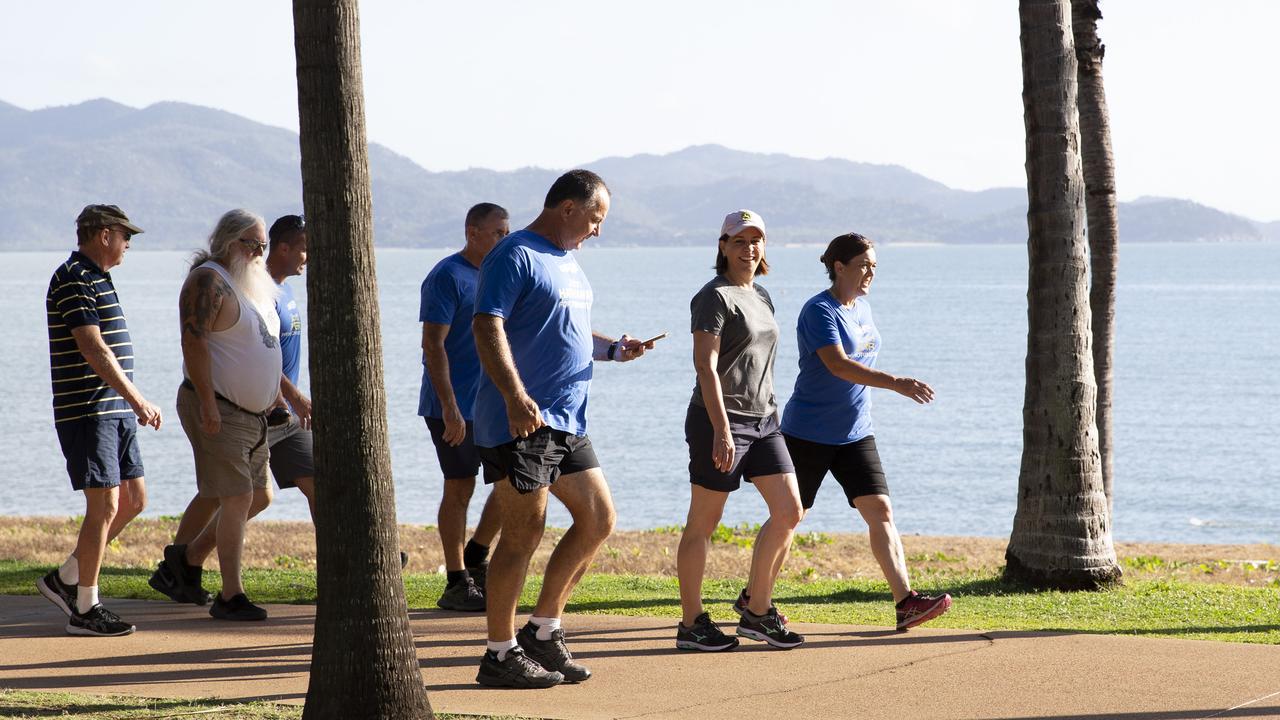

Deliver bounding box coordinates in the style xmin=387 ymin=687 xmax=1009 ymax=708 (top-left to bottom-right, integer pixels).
xmin=2 ymin=595 xmax=1278 ymax=719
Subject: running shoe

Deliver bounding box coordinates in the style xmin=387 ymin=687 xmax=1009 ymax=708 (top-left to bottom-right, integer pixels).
xmin=36 ymin=568 xmax=77 ymax=617
xmin=516 ymin=622 xmax=591 ymax=682
xmin=467 ymin=560 xmax=488 ymax=591
xmin=732 ymin=588 xmax=789 ymax=625
xmin=676 ymin=611 xmax=739 ymax=652
xmin=476 ymin=647 xmax=564 ymax=689
xmin=66 ymin=604 xmax=134 ymax=637
xmin=148 ymin=561 xmax=213 ymax=606
xmin=737 ymin=607 xmax=804 ymax=649
xmin=209 ymin=593 xmax=268 ymax=621
xmin=895 ymin=591 xmax=952 ymax=630
xmin=436 ymin=577 xmax=485 ymax=612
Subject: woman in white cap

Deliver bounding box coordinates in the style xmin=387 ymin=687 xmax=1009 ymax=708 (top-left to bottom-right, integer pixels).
xmin=675 ymin=210 xmax=804 ymax=652
xmin=781 ymin=232 xmax=952 ymax=631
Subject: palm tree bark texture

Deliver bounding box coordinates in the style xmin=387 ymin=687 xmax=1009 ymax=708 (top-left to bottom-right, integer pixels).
xmin=292 ymin=0 xmax=433 ymax=717
xmin=1072 ymin=0 xmax=1119 ymax=518
xmin=1006 ymin=0 xmax=1121 ymax=590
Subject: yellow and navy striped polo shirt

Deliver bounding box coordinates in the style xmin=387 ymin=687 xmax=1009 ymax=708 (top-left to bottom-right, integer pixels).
xmin=46 ymin=251 xmax=135 ymax=424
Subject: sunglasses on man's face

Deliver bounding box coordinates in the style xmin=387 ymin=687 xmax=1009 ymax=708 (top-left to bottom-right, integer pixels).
xmin=239 ymin=238 xmax=268 ymax=253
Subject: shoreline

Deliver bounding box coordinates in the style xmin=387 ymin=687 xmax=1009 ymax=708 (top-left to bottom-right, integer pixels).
xmin=3 ymin=516 xmax=1276 ymax=587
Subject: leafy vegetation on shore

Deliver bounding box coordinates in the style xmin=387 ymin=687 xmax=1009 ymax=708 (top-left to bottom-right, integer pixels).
xmin=2 ymin=560 xmax=1276 ymax=644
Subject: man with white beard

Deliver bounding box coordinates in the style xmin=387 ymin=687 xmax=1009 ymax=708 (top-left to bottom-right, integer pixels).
xmin=149 ymin=209 xmax=282 ymax=621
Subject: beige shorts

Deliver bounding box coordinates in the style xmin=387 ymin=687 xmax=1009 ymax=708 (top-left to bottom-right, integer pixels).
xmin=176 ymin=385 xmax=270 ymax=498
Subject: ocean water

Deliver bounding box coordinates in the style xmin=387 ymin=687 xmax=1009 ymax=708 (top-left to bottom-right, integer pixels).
xmin=5 ymin=243 xmax=1278 ymax=544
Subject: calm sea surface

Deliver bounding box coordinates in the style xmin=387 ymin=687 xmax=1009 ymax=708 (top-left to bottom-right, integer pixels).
xmin=5 ymin=243 xmax=1278 ymax=544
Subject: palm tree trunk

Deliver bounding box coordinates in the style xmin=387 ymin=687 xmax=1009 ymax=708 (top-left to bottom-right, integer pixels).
xmin=1005 ymin=0 xmax=1121 ymax=590
xmin=292 ymin=1 xmax=432 ymax=717
xmin=1073 ymin=0 xmax=1118 ymax=518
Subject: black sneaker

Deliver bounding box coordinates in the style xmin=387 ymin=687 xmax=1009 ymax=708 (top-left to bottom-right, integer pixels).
xmin=151 ymin=544 xmax=213 ymax=605
xmin=737 ymin=607 xmax=804 ymax=649
xmin=209 ymin=593 xmax=268 ymax=621
xmin=466 ymin=560 xmax=488 ymax=591
xmin=148 ymin=561 xmax=213 ymax=606
xmin=516 ymin=622 xmax=591 ymax=682
xmin=733 ymin=588 xmax=789 ymax=625
xmin=66 ymin=604 xmax=135 ymax=637
xmin=437 ymin=577 xmax=485 ymax=612
xmin=476 ymin=647 xmax=564 ymax=689
xmin=36 ymin=569 xmax=77 ymax=617
xmin=400 ymin=551 xmax=409 ymax=569
xmin=676 ymin=612 xmax=739 ymax=652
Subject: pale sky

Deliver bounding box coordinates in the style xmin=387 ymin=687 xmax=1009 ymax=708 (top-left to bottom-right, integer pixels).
xmin=5 ymin=1 xmax=1277 ymax=221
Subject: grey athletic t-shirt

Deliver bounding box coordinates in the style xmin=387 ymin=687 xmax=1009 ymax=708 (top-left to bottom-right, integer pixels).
xmin=689 ymin=275 xmax=779 ymax=417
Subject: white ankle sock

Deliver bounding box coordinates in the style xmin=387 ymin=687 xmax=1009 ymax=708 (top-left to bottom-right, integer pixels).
xmin=59 ymin=555 xmax=79 ymax=585
xmin=487 ymin=638 xmax=518 ymax=661
xmin=76 ymin=585 xmax=99 ymax=613
xmin=529 ymin=615 xmax=561 ymax=641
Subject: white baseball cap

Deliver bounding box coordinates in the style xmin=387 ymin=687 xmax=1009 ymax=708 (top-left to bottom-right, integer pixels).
xmin=720 ymin=209 xmax=766 ymax=239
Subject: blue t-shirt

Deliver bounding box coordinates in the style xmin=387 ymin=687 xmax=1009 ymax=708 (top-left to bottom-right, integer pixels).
xmin=472 ymin=230 xmax=594 ymax=447
xmin=781 ymin=291 xmax=881 ymax=445
xmin=418 ymin=252 xmax=483 ymax=420
xmin=275 ymin=281 xmax=303 ymax=386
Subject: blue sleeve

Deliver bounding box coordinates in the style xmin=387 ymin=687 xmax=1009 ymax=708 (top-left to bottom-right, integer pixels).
xmin=421 ymin=266 xmax=459 ymax=325
xmin=799 ymin=301 xmax=841 ymax=353
xmin=474 ymin=245 xmax=528 ymax=319
xmin=52 ymin=269 xmax=98 ymax=330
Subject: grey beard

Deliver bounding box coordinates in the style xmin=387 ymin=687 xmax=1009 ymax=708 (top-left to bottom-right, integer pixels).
xmin=227 ymin=253 xmax=280 ymax=309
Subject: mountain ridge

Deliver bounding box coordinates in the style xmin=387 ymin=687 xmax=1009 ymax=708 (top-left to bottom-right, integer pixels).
xmin=0 ymin=99 xmax=1270 ymax=250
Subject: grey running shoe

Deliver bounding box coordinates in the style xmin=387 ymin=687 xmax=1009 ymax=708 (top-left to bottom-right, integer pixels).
xmin=737 ymin=607 xmax=804 ymax=649
xmin=516 ymin=622 xmax=591 ymax=682
xmin=896 ymin=591 xmax=952 ymax=631
xmin=676 ymin=611 xmax=739 ymax=652
xmin=476 ymin=647 xmax=564 ymax=689
xmin=436 ymin=577 xmax=485 ymax=612
xmin=36 ymin=569 xmax=77 ymax=617
xmin=209 ymin=593 xmax=268 ymax=621
xmin=66 ymin=604 xmax=134 ymax=637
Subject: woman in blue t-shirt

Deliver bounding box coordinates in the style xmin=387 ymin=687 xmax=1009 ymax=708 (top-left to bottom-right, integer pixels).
xmin=780 ymin=232 xmax=953 ymax=631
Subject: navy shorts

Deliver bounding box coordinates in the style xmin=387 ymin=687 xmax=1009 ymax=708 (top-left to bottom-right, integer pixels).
xmin=785 ymin=434 xmax=889 ymax=509
xmin=55 ymin=416 xmax=144 ymax=491
xmin=478 ymin=427 xmax=599 ymax=494
xmin=685 ymin=404 xmax=794 ymax=493
xmin=422 ymin=417 xmax=486 ymax=479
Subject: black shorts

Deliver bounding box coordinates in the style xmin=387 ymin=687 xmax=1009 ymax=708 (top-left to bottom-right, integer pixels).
xmin=56 ymin=416 xmax=144 ymax=491
xmin=477 ymin=426 xmax=599 ymax=494
xmin=785 ymin=434 xmax=889 ymax=510
xmin=685 ymin=404 xmax=794 ymax=493
xmin=425 ymin=417 xmax=501 ymax=483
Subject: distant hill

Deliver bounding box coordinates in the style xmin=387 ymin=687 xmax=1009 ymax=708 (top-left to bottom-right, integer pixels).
xmin=0 ymin=99 xmax=1272 ymax=250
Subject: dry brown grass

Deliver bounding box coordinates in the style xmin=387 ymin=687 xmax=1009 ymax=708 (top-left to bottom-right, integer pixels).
xmin=2 ymin=516 xmax=1276 ymax=587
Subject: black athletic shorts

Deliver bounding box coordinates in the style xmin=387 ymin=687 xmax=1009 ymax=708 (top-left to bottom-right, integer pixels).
xmin=477 ymin=426 xmax=599 ymax=494
xmin=685 ymin=404 xmax=794 ymax=493
xmin=425 ymin=417 xmax=500 ymax=483
xmin=785 ymin=434 xmax=889 ymax=509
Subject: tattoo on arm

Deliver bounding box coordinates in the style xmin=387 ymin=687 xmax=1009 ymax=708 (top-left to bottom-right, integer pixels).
xmin=180 ymin=271 xmax=230 ymax=339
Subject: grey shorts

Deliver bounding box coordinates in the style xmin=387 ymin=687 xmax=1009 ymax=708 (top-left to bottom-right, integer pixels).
xmin=268 ymin=415 xmax=314 ymax=489
xmin=177 ymin=384 xmax=270 ymax=498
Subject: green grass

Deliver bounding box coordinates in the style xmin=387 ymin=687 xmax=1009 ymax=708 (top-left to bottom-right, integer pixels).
xmin=3 ymin=560 xmax=1277 ymax=644
xmin=0 ymin=689 xmax=532 ymax=719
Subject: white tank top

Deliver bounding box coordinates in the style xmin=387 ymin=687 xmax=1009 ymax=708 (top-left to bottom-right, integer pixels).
xmin=184 ymin=261 xmax=282 ymax=413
